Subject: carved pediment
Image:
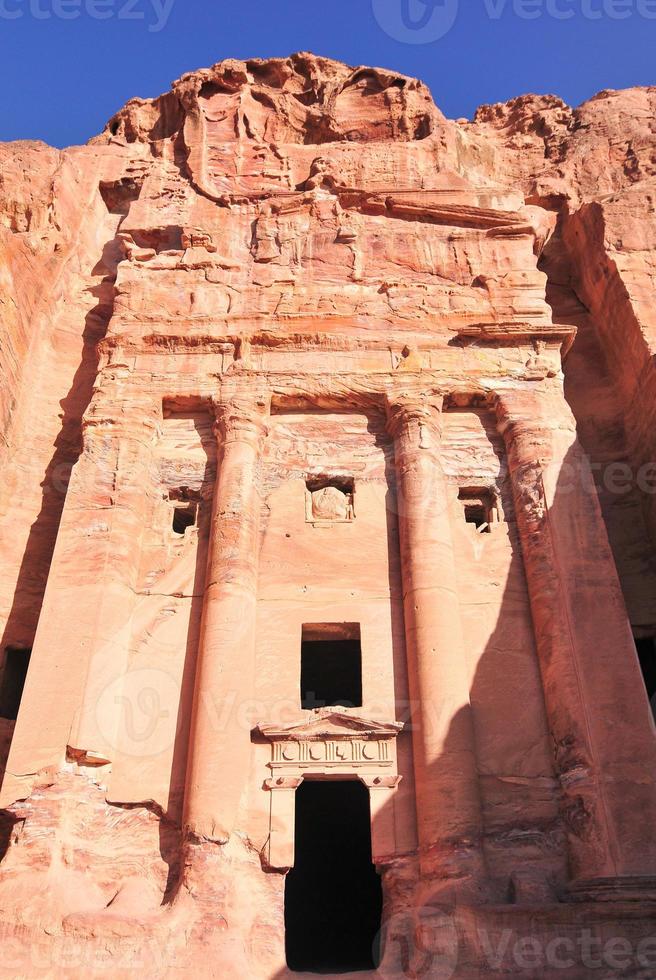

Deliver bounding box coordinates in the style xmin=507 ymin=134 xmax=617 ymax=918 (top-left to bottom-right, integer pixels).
xmin=254 ymin=709 xmax=403 ymax=742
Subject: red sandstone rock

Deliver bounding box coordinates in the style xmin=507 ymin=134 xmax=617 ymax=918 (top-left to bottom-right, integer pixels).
xmin=0 ymin=54 xmax=656 ymax=978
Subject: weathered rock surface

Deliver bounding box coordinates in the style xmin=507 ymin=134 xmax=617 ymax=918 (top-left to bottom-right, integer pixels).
xmin=1 ymin=54 xmax=656 ymax=978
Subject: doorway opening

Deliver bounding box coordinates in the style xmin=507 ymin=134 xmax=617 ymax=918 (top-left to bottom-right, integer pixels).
xmin=285 ymin=780 xmax=382 ymax=973
xmin=0 ymin=647 xmax=31 ymax=721
xmin=635 ymin=636 xmax=656 ymax=719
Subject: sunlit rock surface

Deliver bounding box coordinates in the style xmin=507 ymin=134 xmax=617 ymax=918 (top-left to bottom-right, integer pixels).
xmin=1 ymin=55 xmax=656 ymax=978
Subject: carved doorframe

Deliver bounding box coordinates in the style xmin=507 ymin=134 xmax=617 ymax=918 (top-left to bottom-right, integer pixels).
xmin=253 ymin=710 xmax=403 ymax=871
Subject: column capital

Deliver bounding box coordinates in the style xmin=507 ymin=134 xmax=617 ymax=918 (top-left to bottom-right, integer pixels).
xmin=264 ymin=776 xmax=304 ymax=791
xmin=493 ymin=389 xmax=540 ymax=439
xmin=493 ymin=388 xmax=576 ymax=443
xmin=358 ymin=775 xmax=402 ymax=790
xmin=385 ymin=391 xmax=444 ymax=443
xmin=210 ymin=393 xmax=270 ymax=445
xmin=83 ymin=397 xmax=161 ymax=440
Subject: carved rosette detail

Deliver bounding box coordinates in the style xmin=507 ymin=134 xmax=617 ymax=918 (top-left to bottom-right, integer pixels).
xmin=269 ymin=737 xmax=392 ymax=767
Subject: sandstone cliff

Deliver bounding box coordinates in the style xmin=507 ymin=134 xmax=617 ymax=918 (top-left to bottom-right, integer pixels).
xmin=1 ymin=54 xmax=656 ymax=978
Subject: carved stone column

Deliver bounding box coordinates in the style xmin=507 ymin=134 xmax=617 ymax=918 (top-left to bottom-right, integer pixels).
xmin=386 ymin=393 xmax=486 ymax=894
xmin=1 ymin=396 xmax=160 ymax=806
xmin=496 ymin=387 xmax=656 ymax=892
xmin=183 ymin=392 xmax=268 ymax=843
xmin=70 ymin=405 xmax=162 ymax=763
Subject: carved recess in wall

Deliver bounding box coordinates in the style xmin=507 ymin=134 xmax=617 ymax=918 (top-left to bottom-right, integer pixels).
xmin=253 ymin=710 xmax=403 ymax=870
xmin=305 ymin=477 xmax=355 ymax=524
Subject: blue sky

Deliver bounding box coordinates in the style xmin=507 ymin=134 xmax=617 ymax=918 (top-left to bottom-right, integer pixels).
xmin=1 ymin=0 xmax=655 ymax=147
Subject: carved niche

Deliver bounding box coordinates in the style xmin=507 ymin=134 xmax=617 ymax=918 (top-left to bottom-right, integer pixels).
xmin=253 ymin=710 xmax=403 ymax=871
xmin=305 ymin=477 xmax=355 ymax=524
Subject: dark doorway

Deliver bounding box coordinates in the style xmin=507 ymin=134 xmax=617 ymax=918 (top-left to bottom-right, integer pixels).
xmin=0 ymin=647 xmax=31 ymax=721
xmin=300 ymin=626 xmax=362 ymax=709
xmin=635 ymin=636 xmax=656 ymax=719
xmin=285 ymin=780 xmax=382 ymax=973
